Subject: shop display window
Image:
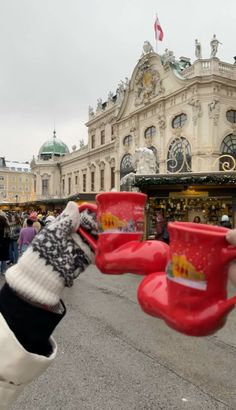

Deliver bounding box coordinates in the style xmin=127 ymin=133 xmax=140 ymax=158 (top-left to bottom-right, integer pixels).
xmin=147 ymin=196 xmax=232 ymax=238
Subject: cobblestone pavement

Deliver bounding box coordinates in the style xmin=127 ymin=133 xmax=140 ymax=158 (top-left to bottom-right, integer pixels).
xmin=1 ymin=265 xmax=235 ymax=410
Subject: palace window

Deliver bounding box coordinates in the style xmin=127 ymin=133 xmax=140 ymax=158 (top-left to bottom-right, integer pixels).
xmin=100 ymin=169 xmax=104 ymax=190
xmin=167 ymin=137 xmax=191 ymax=173
xmin=111 ymin=166 xmax=115 ymax=189
xmin=172 ymin=113 xmax=187 ymax=129
xmin=91 ymin=171 xmax=95 ymax=192
xmin=123 ymin=135 xmax=132 ymax=147
xmin=144 ymin=126 xmax=156 ymax=139
xmin=120 ymin=154 xmax=135 ymax=179
xmin=220 ymin=134 xmax=236 ymax=171
xmin=91 ymin=134 xmax=95 ymax=148
xmin=83 ymin=174 xmax=87 ymax=192
xmin=42 ymin=179 xmax=49 ymax=196
xmin=101 ymin=130 xmax=105 ymax=145
xmin=68 ymin=177 xmax=71 ymax=195
xmin=226 ymin=110 xmax=236 ymax=124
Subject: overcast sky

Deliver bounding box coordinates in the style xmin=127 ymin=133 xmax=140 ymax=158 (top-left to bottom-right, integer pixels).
xmin=0 ymin=0 xmax=235 ymax=163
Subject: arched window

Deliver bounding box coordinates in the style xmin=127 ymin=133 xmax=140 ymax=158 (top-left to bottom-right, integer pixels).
xmin=123 ymin=135 xmax=133 ymax=147
xmin=220 ymin=134 xmax=236 ymax=171
xmin=144 ymin=126 xmax=156 ymax=139
xmin=167 ymin=137 xmax=191 ymax=173
xmin=226 ymin=110 xmax=236 ymax=124
xmin=172 ymin=113 xmax=187 ymax=129
xmin=120 ymin=154 xmax=135 ymax=179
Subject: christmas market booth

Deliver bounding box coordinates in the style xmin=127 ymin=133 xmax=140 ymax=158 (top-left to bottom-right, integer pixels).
xmin=123 ymin=172 xmax=236 ymax=239
xmin=0 ymin=193 xmax=96 ymax=213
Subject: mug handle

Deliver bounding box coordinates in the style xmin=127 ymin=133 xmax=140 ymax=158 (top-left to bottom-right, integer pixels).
xmin=77 ymin=203 xmax=98 ymax=252
xmin=221 ymin=245 xmax=236 ymax=265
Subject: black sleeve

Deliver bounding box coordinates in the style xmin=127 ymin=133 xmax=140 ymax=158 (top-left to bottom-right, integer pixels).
xmin=0 ymin=283 xmax=66 ymax=357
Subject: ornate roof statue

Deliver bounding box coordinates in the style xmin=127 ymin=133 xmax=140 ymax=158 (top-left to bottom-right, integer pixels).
xmin=195 ymin=39 xmax=202 ymax=59
xmin=210 ymin=34 xmax=222 ymax=58
xmin=88 ymin=105 xmax=95 ymax=119
xmin=142 ymin=41 xmax=154 ymax=55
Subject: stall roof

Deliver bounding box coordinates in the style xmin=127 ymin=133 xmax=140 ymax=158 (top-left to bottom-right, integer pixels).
xmin=126 ymin=172 xmax=236 ymax=190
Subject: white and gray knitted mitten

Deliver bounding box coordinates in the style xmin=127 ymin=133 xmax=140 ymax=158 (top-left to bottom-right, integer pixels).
xmin=6 ymin=202 xmax=96 ymax=307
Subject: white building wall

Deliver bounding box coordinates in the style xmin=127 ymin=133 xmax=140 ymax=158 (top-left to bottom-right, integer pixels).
xmin=32 ymin=49 xmax=236 ymax=200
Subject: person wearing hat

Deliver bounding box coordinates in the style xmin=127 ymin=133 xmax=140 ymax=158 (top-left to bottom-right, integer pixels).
xmin=23 ymin=211 xmax=41 ymax=233
xmin=220 ymin=214 xmax=232 ymax=229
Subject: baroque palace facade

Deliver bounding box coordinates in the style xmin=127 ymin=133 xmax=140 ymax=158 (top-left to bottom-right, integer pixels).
xmin=30 ymin=39 xmax=236 ymax=232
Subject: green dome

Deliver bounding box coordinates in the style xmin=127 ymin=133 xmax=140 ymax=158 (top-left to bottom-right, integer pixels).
xmin=39 ymin=131 xmax=69 ymax=159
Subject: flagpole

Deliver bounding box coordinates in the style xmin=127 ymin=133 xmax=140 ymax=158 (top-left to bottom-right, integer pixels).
xmin=155 ymin=13 xmax=158 ymax=54
xmin=154 ymin=13 xmax=163 ymax=55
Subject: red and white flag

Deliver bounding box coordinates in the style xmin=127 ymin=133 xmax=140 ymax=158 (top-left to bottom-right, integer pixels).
xmin=154 ymin=16 xmax=163 ymax=41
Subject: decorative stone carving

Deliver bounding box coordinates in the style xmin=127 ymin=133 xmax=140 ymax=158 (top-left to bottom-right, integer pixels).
xmin=107 ymin=91 xmax=114 ymax=106
xmin=108 ymin=91 xmax=113 ymax=101
xmin=208 ymin=99 xmax=220 ymax=125
xmin=142 ymin=41 xmax=154 ymax=55
xmin=210 ymin=34 xmax=222 ymax=58
xmin=79 ymin=139 xmax=85 ymax=149
xmin=88 ymin=106 xmax=95 ymax=119
xmin=96 ymin=98 xmax=103 ymax=112
xmin=134 ymin=58 xmax=164 ymax=106
xmin=161 ymin=49 xmax=176 ymax=67
xmin=134 ymin=147 xmax=157 ymax=174
xmin=124 ymin=77 xmax=130 ymax=89
xmin=195 ymin=39 xmax=202 ymax=59
xmin=130 ymin=116 xmax=138 ymax=132
xmin=188 ymin=98 xmax=202 ymax=125
xmin=158 ymin=115 xmax=166 ymax=130
xmin=116 ymin=80 xmax=125 ymax=106
xmin=30 ymin=156 xmax=36 ymax=168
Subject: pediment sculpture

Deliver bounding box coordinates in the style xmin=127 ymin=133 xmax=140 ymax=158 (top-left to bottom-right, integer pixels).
xmin=134 ymin=58 xmax=164 ymax=106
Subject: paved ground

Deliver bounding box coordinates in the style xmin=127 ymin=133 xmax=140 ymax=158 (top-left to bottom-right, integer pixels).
xmin=2 ymin=265 xmax=236 ymax=410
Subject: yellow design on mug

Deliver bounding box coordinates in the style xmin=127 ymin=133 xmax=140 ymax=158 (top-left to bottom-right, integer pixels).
xmin=100 ymin=212 xmax=127 ymax=231
xmin=168 ymin=254 xmax=205 ymax=282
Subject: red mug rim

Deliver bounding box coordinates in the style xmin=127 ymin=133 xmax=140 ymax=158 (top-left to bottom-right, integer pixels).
xmin=168 ymin=221 xmax=229 ymax=238
xmin=96 ymin=192 xmax=147 ymax=201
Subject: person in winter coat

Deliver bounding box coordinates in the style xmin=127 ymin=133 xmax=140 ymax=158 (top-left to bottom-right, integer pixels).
xmin=0 ymin=202 xmax=97 ymax=409
xmin=0 ymin=215 xmax=10 ymax=274
xmin=18 ymin=218 xmax=37 ymax=254
xmin=9 ymin=214 xmax=22 ymax=264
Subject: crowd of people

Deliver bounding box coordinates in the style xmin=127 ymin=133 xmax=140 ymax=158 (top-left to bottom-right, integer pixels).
xmin=0 ymin=209 xmax=60 ymax=275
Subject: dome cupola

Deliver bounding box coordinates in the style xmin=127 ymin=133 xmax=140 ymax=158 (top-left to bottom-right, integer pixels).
xmin=39 ymin=130 xmax=69 ymax=160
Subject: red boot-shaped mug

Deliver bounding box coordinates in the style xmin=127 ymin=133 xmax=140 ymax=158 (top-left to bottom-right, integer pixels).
xmin=95 ymin=192 xmax=170 ymax=275
xmin=138 ymin=222 xmax=236 ymax=336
